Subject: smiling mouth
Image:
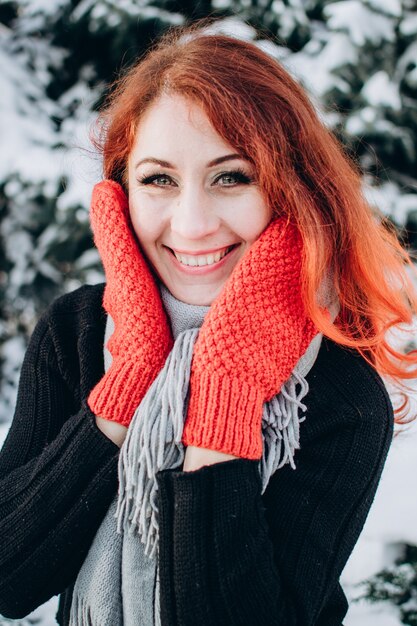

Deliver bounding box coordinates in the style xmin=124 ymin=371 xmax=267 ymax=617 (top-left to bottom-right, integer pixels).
xmin=166 ymin=244 xmax=239 ymax=267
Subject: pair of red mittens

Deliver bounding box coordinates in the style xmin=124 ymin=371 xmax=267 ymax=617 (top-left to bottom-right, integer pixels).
xmin=87 ymin=181 xmax=317 ymax=460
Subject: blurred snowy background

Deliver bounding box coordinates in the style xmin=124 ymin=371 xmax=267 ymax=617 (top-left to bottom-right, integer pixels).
xmin=0 ymin=0 xmax=416 ymax=624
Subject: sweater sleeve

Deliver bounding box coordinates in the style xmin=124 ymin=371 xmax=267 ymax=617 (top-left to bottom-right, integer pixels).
xmin=156 ymin=357 xmax=394 ymax=626
xmin=0 ymin=307 xmax=120 ymax=619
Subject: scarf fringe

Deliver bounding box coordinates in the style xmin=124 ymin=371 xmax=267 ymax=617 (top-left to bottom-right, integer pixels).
xmin=116 ymin=328 xmax=316 ymax=557
xmin=116 ymin=329 xmax=198 ymax=559
xmin=260 ymin=369 xmax=308 ymax=492
xmin=69 ymin=594 xmax=114 ymax=626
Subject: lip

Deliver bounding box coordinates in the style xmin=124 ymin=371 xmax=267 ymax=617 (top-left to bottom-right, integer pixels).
xmin=164 ymin=244 xmax=240 ymax=275
xmin=168 ymin=245 xmax=235 ymax=256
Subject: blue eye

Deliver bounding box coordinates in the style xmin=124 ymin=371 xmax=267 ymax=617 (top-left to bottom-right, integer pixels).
xmin=138 ymin=174 xmax=174 ymax=186
xmin=137 ymin=168 xmax=255 ymax=188
xmin=214 ymin=169 xmax=254 ymax=186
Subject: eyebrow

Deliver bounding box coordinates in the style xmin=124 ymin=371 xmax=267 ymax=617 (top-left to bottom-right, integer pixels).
xmin=134 ymin=153 xmax=244 ymax=169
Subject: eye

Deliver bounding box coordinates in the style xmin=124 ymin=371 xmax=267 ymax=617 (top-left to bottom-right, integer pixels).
xmin=137 ymin=173 xmax=176 ymax=187
xmin=213 ymin=168 xmax=254 ymax=187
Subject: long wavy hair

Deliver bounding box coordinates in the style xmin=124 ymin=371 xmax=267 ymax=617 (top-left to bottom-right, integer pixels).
xmin=91 ymin=21 xmax=417 ymax=424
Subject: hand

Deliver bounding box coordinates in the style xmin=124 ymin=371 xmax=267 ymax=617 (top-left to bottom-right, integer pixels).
xmin=87 ymin=180 xmax=173 ymax=426
xmin=95 ymin=416 xmax=127 ymax=448
xmin=183 ymin=446 xmax=239 ymax=471
xmin=182 ymin=219 xmax=317 ymax=460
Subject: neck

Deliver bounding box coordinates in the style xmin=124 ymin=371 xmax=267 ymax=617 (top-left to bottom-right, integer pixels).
xmin=159 ymin=284 xmax=210 ymax=340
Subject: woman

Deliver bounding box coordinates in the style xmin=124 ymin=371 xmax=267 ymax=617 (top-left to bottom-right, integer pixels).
xmin=0 ymin=22 xmax=416 ymax=626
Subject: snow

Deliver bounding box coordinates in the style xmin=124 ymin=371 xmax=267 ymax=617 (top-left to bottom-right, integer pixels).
xmin=361 ymin=71 xmax=402 ymax=111
xmin=255 ymin=38 xmax=291 ymax=63
xmin=397 ymin=41 xmax=417 ymax=88
xmin=268 ymin=0 xmax=309 ymax=40
xmin=16 ymin=0 xmax=69 ymax=17
xmin=363 ymin=179 xmax=417 ymax=225
xmin=198 ymin=16 xmax=258 ymax=40
xmin=346 ymin=111 xmax=414 ymax=163
xmin=345 ymin=601 xmax=402 ymax=625
xmin=400 ymin=13 xmax=417 ymax=36
xmin=212 ymin=0 xmax=234 ymax=8
xmin=71 ymin=0 xmax=184 ymax=30
xmin=0 ymin=336 xmax=26 ymax=427
xmin=0 ymin=596 xmax=59 ymax=625
xmin=358 ymin=422 xmax=417 ymax=545
xmin=342 ymin=422 xmax=417 ymax=605
xmin=288 ymin=33 xmax=358 ymax=98
xmin=365 ymin=0 xmax=403 ymax=18
xmin=4 ymin=230 xmax=36 ymax=290
xmin=57 ymin=79 xmax=104 ymax=212
xmin=325 ymin=1 xmax=396 ymax=46
xmin=0 ymin=30 xmax=62 ymax=183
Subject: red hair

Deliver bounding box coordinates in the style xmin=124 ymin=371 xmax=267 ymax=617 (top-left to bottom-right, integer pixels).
xmin=91 ymin=21 xmax=417 ymax=424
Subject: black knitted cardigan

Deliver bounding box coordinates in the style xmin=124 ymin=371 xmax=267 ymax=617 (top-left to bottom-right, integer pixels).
xmin=0 ymin=283 xmax=394 ymax=625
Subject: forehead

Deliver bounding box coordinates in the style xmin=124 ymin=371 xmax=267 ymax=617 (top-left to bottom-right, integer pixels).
xmin=129 ymin=93 xmax=234 ymax=163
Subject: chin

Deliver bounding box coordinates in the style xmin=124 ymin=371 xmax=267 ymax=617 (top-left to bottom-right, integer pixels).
xmin=169 ymin=284 xmax=220 ymax=306
xmin=175 ymin=293 xmax=214 ymax=306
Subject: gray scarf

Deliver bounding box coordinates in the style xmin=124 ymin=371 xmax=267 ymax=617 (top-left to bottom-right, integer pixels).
xmin=70 ymin=285 xmax=326 ymax=625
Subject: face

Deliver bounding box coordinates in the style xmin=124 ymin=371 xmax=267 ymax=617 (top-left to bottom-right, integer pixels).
xmin=127 ymin=93 xmax=272 ymax=305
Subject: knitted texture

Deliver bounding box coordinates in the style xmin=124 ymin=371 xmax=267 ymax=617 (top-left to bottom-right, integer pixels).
xmin=0 ymin=284 xmax=394 ymax=625
xmin=183 ymin=219 xmax=318 ymax=459
xmin=87 ymin=180 xmax=173 ymax=426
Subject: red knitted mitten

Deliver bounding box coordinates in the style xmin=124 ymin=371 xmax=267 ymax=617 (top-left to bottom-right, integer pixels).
xmin=87 ymin=180 xmax=173 ymax=426
xmin=182 ymin=219 xmax=318 ymax=460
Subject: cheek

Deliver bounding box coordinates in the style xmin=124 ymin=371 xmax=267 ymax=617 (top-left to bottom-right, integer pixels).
xmin=128 ymin=199 xmax=163 ymax=248
xmin=233 ymin=198 xmax=272 ymax=244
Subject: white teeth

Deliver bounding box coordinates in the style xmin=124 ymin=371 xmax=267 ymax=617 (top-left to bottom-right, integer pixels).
xmin=173 ymin=246 xmax=233 ymax=267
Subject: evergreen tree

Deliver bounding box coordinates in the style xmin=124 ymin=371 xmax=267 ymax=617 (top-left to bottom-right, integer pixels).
xmin=357 ymin=543 xmax=417 ymax=625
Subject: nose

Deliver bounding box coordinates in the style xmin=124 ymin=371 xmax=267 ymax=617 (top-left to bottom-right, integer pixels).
xmin=170 ymin=184 xmax=220 ymax=240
